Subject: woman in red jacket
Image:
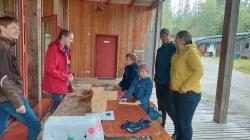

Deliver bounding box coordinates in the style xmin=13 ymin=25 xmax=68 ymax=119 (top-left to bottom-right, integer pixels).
xmin=42 ymin=29 xmax=74 ymax=112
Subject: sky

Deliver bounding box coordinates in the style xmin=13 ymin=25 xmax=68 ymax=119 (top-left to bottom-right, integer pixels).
xmin=171 ymin=0 xmax=205 ymax=14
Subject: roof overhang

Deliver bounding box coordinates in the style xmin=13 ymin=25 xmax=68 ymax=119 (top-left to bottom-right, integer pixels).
xmin=87 ymin=0 xmax=159 ymax=7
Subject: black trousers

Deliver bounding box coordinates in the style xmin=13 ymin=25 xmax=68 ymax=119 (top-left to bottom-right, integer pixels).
xmin=156 ymin=84 xmax=176 ymax=131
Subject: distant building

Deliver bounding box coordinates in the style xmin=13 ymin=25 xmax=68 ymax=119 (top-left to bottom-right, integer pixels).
xmin=194 ymin=32 xmax=250 ymax=59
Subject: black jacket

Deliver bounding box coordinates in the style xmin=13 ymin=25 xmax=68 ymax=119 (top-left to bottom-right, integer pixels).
xmin=119 ymin=63 xmax=138 ymax=90
xmin=155 ymin=41 xmax=176 ymax=85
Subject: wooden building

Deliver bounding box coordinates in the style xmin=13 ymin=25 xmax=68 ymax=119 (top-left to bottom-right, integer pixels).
xmin=195 ymin=32 xmax=250 ymax=58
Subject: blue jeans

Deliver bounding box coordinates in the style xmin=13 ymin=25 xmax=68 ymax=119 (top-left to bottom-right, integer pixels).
xmin=0 ymin=96 xmax=41 ymax=140
xmin=173 ymin=91 xmax=201 ymax=140
xmin=49 ymin=93 xmax=65 ymax=113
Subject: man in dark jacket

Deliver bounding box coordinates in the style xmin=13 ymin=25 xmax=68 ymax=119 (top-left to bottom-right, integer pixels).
xmin=155 ymin=28 xmax=176 ymax=135
xmin=0 ymin=16 xmax=41 ymax=140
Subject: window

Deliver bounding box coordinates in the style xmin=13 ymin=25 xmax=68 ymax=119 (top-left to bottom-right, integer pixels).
xmin=245 ymin=43 xmax=249 ymax=49
xmin=132 ymin=50 xmax=144 ymax=64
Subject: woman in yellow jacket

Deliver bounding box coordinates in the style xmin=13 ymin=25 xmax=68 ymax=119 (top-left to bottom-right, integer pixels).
xmin=170 ymin=30 xmax=203 ymax=140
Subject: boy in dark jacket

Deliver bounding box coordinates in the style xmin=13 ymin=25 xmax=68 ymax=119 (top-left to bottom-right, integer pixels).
xmin=120 ymin=64 xmax=153 ymax=112
xmin=118 ymin=53 xmax=138 ymax=97
xmin=0 ymin=17 xmax=41 ymax=140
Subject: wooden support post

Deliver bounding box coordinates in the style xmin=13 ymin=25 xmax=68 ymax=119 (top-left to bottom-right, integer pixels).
xmin=129 ymin=0 xmax=136 ymax=7
xmin=152 ymin=0 xmax=163 ymax=80
xmin=149 ymin=0 xmax=159 ymax=9
xmin=18 ymin=0 xmax=29 ymax=97
xmin=106 ymin=0 xmax=111 ymax=4
xmin=26 ymin=0 xmax=42 ymax=105
xmin=213 ymin=0 xmax=240 ymax=123
xmin=62 ymin=0 xmax=69 ymax=29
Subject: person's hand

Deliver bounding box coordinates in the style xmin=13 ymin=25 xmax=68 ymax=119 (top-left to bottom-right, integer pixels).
xmin=16 ymin=105 xmax=26 ymax=114
xmin=68 ymin=74 xmax=74 ymax=83
xmin=154 ymin=75 xmax=157 ymax=83
xmin=115 ymin=85 xmax=122 ymax=91
xmin=135 ymin=100 xmax=141 ymax=104
xmin=180 ymin=88 xmax=188 ymax=94
xmin=120 ymin=98 xmax=127 ymax=102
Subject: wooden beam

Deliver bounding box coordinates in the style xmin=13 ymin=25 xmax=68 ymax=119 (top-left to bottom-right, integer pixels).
xmin=213 ymin=0 xmax=240 ymax=123
xmin=62 ymin=0 xmax=69 ymax=28
xmin=129 ymin=0 xmax=136 ymax=7
xmin=26 ymin=0 xmax=42 ymax=105
xmin=18 ymin=0 xmax=29 ymax=97
xmin=106 ymin=0 xmax=111 ymax=4
xmin=152 ymin=0 xmax=163 ymax=79
xmin=149 ymin=0 xmax=159 ymax=9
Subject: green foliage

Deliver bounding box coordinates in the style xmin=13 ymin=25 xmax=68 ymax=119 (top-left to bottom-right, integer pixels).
xmin=161 ymin=0 xmax=250 ymax=37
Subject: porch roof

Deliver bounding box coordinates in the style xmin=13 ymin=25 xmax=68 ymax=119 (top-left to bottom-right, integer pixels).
xmin=87 ymin=0 xmax=159 ymax=7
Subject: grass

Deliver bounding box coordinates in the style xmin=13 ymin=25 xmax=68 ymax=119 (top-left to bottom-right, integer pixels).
xmin=205 ymin=57 xmax=250 ymax=74
xmin=233 ymin=59 xmax=250 ymax=74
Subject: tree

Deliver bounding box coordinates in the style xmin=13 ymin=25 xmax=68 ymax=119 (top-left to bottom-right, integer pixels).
xmin=238 ymin=1 xmax=250 ymax=32
xmin=161 ymin=0 xmax=250 ymax=37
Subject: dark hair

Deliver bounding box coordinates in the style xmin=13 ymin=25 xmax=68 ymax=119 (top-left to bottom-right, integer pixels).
xmin=0 ymin=16 xmax=17 ymax=33
xmin=160 ymin=28 xmax=170 ymax=35
xmin=126 ymin=53 xmax=137 ymax=62
xmin=176 ymin=30 xmax=193 ymax=45
xmin=0 ymin=16 xmax=17 ymax=27
xmin=56 ymin=29 xmax=73 ymax=42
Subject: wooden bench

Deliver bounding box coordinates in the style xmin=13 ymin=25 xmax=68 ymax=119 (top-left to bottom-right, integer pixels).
xmin=150 ymin=121 xmax=172 ymax=140
xmin=1 ymin=98 xmax=51 ymax=140
xmin=148 ymin=101 xmax=172 ymax=140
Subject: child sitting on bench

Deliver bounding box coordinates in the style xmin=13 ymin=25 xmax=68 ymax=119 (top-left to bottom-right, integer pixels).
xmin=120 ymin=64 xmax=153 ymax=112
xmin=117 ymin=53 xmax=138 ymax=98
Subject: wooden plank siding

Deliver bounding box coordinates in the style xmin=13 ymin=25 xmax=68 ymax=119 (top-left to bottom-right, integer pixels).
xmin=69 ymin=1 xmax=156 ymax=77
xmin=42 ymin=0 xmax=53 ymax=17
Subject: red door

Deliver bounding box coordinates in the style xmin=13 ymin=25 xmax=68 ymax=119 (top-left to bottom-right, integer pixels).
xmin=96 ymin=35 xmax=117 ymax=78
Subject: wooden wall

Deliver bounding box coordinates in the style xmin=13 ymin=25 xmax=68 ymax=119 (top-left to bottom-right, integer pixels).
xmin=0 ymin=0 xmax=16 ymax=17
xmin=42 ymin=0 xmax=64 ymax=27
xmin=69 ymin=0 xmax=156 ymax=77
xmin=42 ymin=0 xmax=53 ymax=17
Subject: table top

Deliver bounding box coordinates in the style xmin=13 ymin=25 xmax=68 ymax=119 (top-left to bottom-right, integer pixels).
xmin=102 ymin=100 xmax=161 ymax=137
xmin=47 ymin=84 xmax=161 ymax=138
xmin=53 ymin=84 xmax=92 ymax=116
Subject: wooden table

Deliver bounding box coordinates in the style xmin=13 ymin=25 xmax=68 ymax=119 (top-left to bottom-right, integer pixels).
xmin=53 ymin=84 xmax=93 ymax=116
xmin=102 ymin=100 xmax=161 ymax=138
xmin=40 ymin=84 xmax=165 ymax=139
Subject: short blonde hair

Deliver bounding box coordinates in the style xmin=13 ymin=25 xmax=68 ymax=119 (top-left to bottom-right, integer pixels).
xmin=126 ymin=53 xmax=137 ymax=62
